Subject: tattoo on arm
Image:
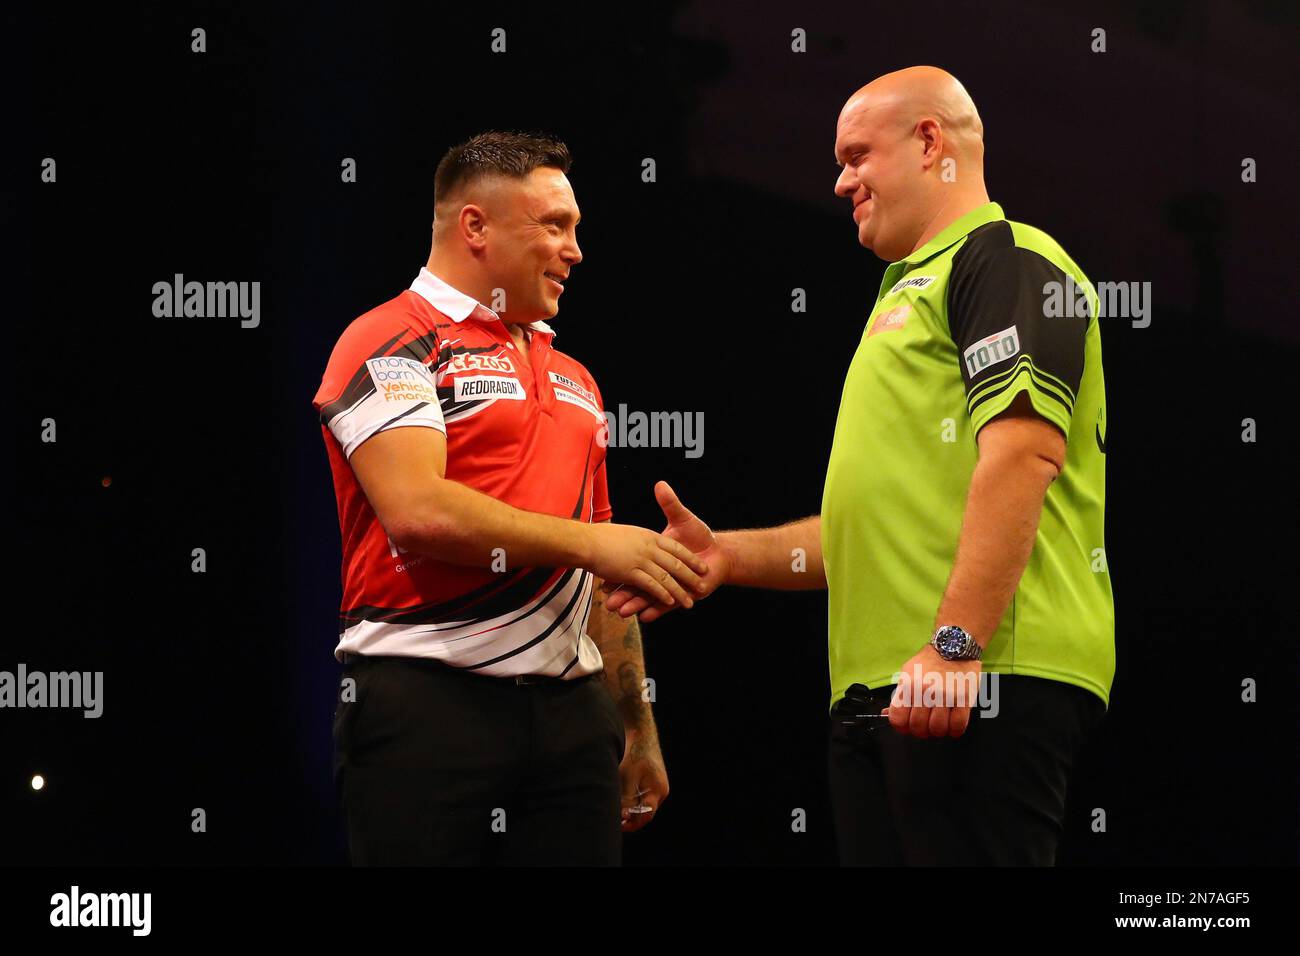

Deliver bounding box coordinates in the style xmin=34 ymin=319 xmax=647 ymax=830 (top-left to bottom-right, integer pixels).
xmin=623 ymin=614 xmax=642 ymax=651
xmin=590 ymin=602 xmax=659 ymax=759
xmin=615 ymin=618 xmax=651 ymax=729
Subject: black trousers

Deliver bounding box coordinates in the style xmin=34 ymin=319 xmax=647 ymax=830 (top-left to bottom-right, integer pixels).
xmin=829 ymin=674 xmax=1105 ymax=866
xmin=334 ymin=654 xmax=626 ymax=866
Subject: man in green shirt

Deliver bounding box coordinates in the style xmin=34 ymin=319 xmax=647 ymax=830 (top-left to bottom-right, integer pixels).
xmin=605 ymin=66 xmax=1113 ymax=865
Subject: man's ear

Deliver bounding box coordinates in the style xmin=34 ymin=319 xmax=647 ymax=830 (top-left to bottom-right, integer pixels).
xmin=459 ymin=203 xmax=488 ymax=250
xmin=916 ymin=118 xmax=944 ymax=170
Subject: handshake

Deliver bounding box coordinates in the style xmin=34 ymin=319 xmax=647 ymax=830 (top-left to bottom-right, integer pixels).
xmin=586 ymin=480 xmax=731 ymax=623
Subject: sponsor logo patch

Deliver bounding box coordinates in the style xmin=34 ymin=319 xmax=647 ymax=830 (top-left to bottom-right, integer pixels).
xmin=887 ymin=275 xmax=937 ymax=296
xmin=553 ymin=386 xmax=606 ymax=423
xmin=447 ymin=352 xmax=516 ymax=375
xmin=962 ymin=325 xmax=1021 ymax=377
xmin=548 ymin=371 xmax=597 ymax=406
xmin=868 ymin=304 xmax=911 ymax=336
xmin=453 ymin=375 xmax=526 ymax=401
xmin=366 ymin=357 xmax=439 ymax=404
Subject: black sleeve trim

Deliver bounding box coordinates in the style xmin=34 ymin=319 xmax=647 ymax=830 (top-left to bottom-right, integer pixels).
xmin=947 ymin=221 xmax=1086 ymax=408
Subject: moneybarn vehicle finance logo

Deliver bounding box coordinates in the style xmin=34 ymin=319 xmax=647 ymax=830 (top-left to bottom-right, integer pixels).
xmin=365 ymin=357 xmax=439 ymax=404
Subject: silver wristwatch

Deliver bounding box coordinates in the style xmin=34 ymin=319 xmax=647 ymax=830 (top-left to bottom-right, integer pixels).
xmin=929 ymin=625 xmax=983 ymax=661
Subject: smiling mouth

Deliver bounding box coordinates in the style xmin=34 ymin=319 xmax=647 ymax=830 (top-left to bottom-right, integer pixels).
xmin=544 ymin=271 xmax=566 ymax=288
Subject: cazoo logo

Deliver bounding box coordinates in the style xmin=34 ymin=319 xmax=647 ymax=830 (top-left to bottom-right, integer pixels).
xmin=448 ymin=352 xmax=515 ymax=375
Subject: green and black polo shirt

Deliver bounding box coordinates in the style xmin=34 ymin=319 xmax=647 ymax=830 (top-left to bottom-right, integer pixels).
xmin=821 ymin=202 xmax=1114 ymax=709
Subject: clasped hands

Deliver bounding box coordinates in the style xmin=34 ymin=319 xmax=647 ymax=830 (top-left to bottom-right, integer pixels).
xmin=600 ymin=481 xmax=730 ymax=622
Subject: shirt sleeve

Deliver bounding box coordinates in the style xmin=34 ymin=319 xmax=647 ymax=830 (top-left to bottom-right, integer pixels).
xmin=947 ymin=243 xmax=1088 ymax=438
xmin=313 ymin=316 xmax=446 ymax=458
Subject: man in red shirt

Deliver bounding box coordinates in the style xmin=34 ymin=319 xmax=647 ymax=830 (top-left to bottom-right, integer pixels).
xmin=313 ymin=132 xmax=707 ymax=865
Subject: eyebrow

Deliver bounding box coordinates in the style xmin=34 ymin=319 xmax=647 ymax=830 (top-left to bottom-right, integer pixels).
xmin=835 ymin=138 xmax=871 ymax=166
xmin=540 ymin=208 xmax=580 ymax=225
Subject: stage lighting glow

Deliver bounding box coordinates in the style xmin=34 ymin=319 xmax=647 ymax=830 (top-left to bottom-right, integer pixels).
xmin=31 ymin=774 xmax=45 ymax=791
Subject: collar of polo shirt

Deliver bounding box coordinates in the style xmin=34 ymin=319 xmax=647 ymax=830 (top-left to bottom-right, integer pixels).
xmin=898 ymin=202 xmax=1006 ymax=266
xmin=410 ymin=267 xmax=556 ymax=336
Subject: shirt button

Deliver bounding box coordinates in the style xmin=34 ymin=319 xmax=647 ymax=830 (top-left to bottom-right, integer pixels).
xmin=507 ymin=343 xmax=515 ymax=349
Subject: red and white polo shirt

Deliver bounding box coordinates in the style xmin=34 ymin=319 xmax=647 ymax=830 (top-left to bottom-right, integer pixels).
xmin=312 ymin=267 xmax=612 ymax=678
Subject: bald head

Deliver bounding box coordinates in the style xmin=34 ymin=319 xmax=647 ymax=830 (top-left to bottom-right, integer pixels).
xmin=841 ymin=66 xmax=984 ymax=163
xmin=833 ymin=66 xmax=990 ymax=261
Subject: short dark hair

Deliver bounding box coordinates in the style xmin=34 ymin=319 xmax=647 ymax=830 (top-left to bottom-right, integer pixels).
xmin=433 ymin=131 xmax=571 ymax=208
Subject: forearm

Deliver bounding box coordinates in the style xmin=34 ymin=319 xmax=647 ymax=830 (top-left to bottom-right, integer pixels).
xmin=391 ymin=477 xmax=592 ymax=570
xmin=717 ymin=515 xmax=825 ymax=589
xmin=933 ymin=451 xmax=1057 ymax=645
xmin=588 ymin=595 xmax=659 ymax=755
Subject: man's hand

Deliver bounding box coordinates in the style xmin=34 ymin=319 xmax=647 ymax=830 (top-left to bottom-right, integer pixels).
xmin=603 ymin=481 xmax=731 ymax=623
xmin=887 ymin=644 xmax=983 ymax=739
xmin=586 ymin=520 xmax=710 ymax=611
xmin=619 ymin=734 xmax=669 ymax=832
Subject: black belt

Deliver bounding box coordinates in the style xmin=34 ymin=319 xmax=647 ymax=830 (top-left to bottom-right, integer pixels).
xmin=340 ymin=651 xmax=599 ymax=687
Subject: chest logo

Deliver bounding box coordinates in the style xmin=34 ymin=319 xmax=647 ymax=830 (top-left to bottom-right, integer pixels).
xmin=548 ymin=371 xmax=597 ymax=406
xmin=868 ymin=304 xmax=911 ymax=336
xmin=553 ymin=387 xmax=606 ymax=423
xmin=453 ymin=375 xmax=526 ymax=401
xmin=447 ymin=352 xmax=516 ymax=375
xmin=887 ymin=275 xmax=936 ymax=296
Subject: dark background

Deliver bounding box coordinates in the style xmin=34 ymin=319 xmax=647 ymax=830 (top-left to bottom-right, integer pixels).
xmin=8 ymin=0 xmax=1298 ymax=866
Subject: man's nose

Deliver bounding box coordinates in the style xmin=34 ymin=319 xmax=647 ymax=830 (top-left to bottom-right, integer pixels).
xmin=834 ymin=166 xmax=857 ymax=199
xmin=563 ymin=238 xmax=583 ymax=266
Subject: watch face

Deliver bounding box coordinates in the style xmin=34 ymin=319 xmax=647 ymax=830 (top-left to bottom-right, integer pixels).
xmin=936 ymin=627 xmax=966 ymax=656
